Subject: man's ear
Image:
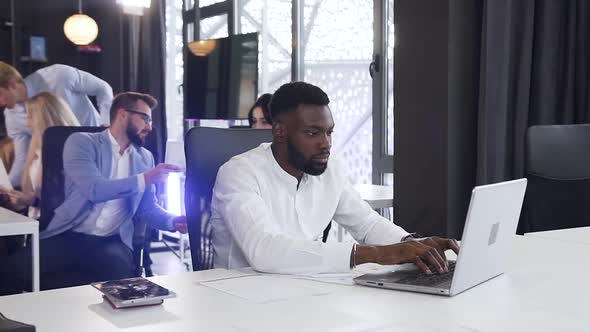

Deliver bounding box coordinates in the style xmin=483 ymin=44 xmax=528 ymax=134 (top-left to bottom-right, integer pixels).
xmin=115 ymin=108 xmax=127 ymax=121
xmin=272 ymin=121 xmax=287 ymax=143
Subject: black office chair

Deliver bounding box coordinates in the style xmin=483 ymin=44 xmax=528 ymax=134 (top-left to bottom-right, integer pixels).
xmin=40 ymin=126 xmax=104 ymax=231
xmin=184 ymin=127 xmax=272 ymax=271
xmin=518 ymin=124 xmax=590 ymax=234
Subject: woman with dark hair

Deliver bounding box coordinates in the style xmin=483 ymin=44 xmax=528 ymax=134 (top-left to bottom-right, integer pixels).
xmin=247 ymin=93 xmax=273 ymax=129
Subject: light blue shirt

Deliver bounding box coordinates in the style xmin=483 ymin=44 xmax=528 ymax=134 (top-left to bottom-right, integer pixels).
xmin=4 ymin=64 xmax=113 ymax=187
xmin=73 ymin=130 xmax=147 ymax=236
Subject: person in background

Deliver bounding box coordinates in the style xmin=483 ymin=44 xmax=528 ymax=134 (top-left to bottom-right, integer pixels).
xmin=0 ymin=137 xmax=14 ymax=174
xmin=0 ymin=62 xmax=113 ymax=187
xmin=211 ymin=81 xmax=459 ymax=274
xmin=247 ymin=93 xmax=273 ymax=129
xmin=0 ymin=92 xmax=80 ymax=218
xmin=0 ymin=92 xmax=187 ymax=295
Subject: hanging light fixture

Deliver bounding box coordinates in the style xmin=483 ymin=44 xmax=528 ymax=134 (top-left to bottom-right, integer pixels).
xmin=63 ymin=0 xmax=98 ymax=46
xmin=188 ymin=40 xmax=217 ymax=57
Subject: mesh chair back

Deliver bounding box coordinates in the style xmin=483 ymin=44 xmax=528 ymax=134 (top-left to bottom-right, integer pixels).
xmin=39 ymin=126 xmax=104 ymax=231
xmin=520 ymin=124 xmax=590 ymax=233
xmin=184 ymin=127 xmax=272 ymax=270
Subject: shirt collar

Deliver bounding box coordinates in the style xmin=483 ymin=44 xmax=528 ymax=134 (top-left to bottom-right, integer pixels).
xmin=107 ymin=129 xmax=131 ymax=155
xmin=264 ymin=143 xmax=309 ymax=188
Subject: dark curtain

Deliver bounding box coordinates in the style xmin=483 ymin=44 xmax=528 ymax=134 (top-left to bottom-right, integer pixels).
xmin=477 ymin=0 xmax=590 ymax=184
xmin=123 ymin=0 xmax=167 ymax=164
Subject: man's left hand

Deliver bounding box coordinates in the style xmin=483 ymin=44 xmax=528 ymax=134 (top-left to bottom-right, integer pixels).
xmin=173 ymin=216 xmax=188 ymax=234
xmin=415 ymin=236 xmax=460 ymax=264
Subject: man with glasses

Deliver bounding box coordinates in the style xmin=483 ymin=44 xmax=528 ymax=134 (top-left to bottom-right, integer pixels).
xmin=0 ymin=92 xmax=187 ymax=294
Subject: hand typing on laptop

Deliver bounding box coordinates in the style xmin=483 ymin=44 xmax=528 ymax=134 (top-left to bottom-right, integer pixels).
xmin=352 ymin=236 xmax=460 ymax=274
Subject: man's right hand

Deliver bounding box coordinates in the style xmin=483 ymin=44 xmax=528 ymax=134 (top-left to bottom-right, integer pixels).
xmin=355 ymin=238 xmax=460 ymax=274
xmin=144 ymin=163 xmax=183 ymax=185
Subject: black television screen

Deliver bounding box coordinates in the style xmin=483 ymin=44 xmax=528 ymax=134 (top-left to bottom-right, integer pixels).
xmin=184 ymin=32 xmax=258 ymax=120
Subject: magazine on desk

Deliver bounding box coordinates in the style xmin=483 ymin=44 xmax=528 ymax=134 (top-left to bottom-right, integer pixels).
xmin=92 ymin=277 xmax=176 ymax=309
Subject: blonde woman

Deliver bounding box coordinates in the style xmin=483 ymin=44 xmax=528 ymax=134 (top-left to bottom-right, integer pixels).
xmin=0 ymin=92 xmax=80 ymax=217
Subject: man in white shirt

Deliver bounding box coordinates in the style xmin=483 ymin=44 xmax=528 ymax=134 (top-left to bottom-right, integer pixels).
xmin=0 ymin=62 xmax=113 ymax=187
xmin=0 ymin=92 xmax=186 ymax=294
xmin=211 ymin=81 xmax=459 ymax=275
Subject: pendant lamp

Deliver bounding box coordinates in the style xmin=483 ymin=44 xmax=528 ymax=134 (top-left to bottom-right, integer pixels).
xmin=63 ymin=0 xmax=99 ymax=46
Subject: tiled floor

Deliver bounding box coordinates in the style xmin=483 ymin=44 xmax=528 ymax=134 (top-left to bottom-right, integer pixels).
xmin=148 ymin=241 xmax=192 ymax=276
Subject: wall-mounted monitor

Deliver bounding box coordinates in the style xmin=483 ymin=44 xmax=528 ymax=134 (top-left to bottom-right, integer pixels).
xmin=184 ymin=32 xmax=258 ymax=120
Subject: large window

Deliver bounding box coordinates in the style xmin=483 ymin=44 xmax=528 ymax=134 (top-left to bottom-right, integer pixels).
xmin=165 ymin=0 xmax=184 ymax=142
xmin=302 ymin=0 xmax=374 ymax=185
xmin=387 ymin=0 xmax=394 ymax=157
xmin=239 ymin=0 xmax=292 ymax=94
xmin=165 ymin=0 xmax=392 ymax=185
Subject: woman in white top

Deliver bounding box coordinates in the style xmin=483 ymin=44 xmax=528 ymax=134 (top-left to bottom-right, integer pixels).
xmin=0 ymin=92 xmax=80 ymax=218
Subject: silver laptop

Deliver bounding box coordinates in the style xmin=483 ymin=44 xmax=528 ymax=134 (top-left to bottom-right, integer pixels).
xmin=353 ymin=178 xmax=527 ymax=297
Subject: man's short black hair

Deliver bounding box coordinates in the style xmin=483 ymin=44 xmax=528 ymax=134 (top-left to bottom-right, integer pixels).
xmin=269 ymin=82 xmax=330 ymax=119
xmin=110 ymin=92 xmax=158 ymax=123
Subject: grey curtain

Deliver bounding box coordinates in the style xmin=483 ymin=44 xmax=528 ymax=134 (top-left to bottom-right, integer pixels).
xmin=477 ymin=0 xmax=590 ymax=184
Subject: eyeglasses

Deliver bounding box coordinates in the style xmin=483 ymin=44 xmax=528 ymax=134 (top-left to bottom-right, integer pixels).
xmin=124 ymin=109 xmax=152 ymax=124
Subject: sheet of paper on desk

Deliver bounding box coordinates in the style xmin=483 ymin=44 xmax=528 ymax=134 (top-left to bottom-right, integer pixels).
xmin=290 ymin=263 xmax=409 ymax=286
xmin=201 ymin=275 xmax=331 ymax=303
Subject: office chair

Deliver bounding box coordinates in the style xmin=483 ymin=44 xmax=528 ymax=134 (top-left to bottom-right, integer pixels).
xmin=39 ymin=126 xmax=147 ymax=289
xmin=184 ymin=127 xmax=272 ymax=271
xmin=519 ymin=124 xmax=590 ymax=234
xmin=40 ymin=126 xmax=104 ymax=231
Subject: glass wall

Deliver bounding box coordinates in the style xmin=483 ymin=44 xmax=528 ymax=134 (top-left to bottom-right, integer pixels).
xmin=302 ymin=0 xmax=374 ymax=184
xmin=200 ymin=14 xmax=229 ymax=39
xmin=165 ymin=0 xmax=185 ymax=142
xmin=167 ymin=0 xmax=391 ymax=186
xmin=239 ymin=0 xmax=292 ymax=95
xmin=387 ymin=0 xmax=394 ymax=156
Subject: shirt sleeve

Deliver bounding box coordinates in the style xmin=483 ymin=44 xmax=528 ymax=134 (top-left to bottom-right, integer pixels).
xmin=332 ymin=163 xmax=408 ymax=246
xmin=213 ymin=162 xmax=354 ymax=274
xmin=69 ymin=67 xmax=113 ymax=125
xmin=137 ymin=174 xmax=146 ymax=192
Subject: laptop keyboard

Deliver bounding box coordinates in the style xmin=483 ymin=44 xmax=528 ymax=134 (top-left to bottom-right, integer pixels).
xmin=395 ymin=261 xmax=456 ymax=287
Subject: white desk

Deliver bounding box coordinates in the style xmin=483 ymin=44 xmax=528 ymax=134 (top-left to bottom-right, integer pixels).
xmin=0 ymin=207 xmax=39 ymax=292
xmin=0 ymin=235 xmax=588 ymax=331
xmin=525 ymin=226 xmax=590 ymax=245
xmin=353 ymin=184 xmax=393 ymax=209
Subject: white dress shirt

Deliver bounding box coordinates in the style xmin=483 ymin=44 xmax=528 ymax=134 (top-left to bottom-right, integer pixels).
xmin=74 ymin=130 xmax=146 ymax=236
xmin=211 ymin=143 xmax=407 ymax=274
xmin=5 ymin=64 xmax=113 ymax=187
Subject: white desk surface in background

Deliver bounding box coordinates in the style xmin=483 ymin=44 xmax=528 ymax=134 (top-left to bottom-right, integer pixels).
xmin=0 ymin=206 xmax=38 ymax=235
xmin=0 ymin=207 xmax=39 ymax=291
xmin=353 ymin=184 xmax=393 ymax=209
xmin=0 ymin=235 xmax=587 ymax=331
xmin=525 ymin=226 xmax=590 ymax=245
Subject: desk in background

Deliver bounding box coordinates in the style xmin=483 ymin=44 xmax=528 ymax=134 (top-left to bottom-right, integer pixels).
xmin=0 ymin=235 xmax=587 ymax=331
xmin=525 ymin=226 xmax=590 ymax=245
xmin=353 ymin=184 xmax=393 ymax=209
xmin=328 ymin=184 xmax=395 ymax=242
xmin=0 ymin=207 xmax=39 ymax=292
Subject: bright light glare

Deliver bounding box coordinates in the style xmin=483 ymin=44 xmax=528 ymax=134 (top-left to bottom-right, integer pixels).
xmin=117 ymin=0 xmax=151 ymax=8
xmin=166 ymin=172 xmax=182 ymax=216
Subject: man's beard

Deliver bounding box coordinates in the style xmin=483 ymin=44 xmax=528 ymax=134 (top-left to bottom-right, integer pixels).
xmin=126 ymin=124 xmax=147 ymax=146
xmin=287 ymin=140 xmax=329 ymax=176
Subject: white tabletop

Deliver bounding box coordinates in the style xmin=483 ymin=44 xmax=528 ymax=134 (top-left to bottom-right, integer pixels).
xmin=0 ymin=206 xmax=38 ymax=236
xmin=525 ymin=226 xmax=590 ymax=245
xmin=0 ymin=235 xmax=587 ymax=331
xmin=353 ymin=184 xmax=393 ymax=209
